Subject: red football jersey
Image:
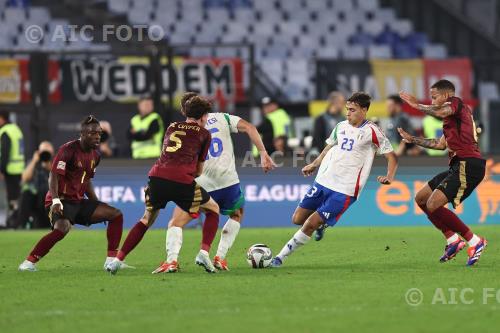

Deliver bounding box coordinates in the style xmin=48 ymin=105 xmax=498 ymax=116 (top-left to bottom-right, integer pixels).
xmin=443 ymin=96 xmax=482 ymax=160
xmin=45 ymin=140 xmax=101 ymax=206
xmin=148 ymin=121 xmax=211 ymax=184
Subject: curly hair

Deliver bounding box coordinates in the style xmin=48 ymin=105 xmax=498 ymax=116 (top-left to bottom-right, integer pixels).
xmin=184 ymin=96 xmax=211 ymax=119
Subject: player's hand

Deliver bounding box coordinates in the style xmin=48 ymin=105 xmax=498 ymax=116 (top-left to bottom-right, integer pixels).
xmin=302 ymin=163 xmax=317 ymax=177
xmin=260 ymin=152 xmax=277 ymax=173
xmin=399 ymin=91 xmax=419 ymax=109
xmin=51 ymin=199 xmax=64 ymax=214
xmin=377 ymin=176 xmax=392 ymax=185
xmin=397 ymin=128 xmax=414 ymax=143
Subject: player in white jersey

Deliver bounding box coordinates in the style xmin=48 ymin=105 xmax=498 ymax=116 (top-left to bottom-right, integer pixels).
xmin=153 ymin=92 xmax=275 ymax=273
xmin=271 ymin=92 xmax=398 ymax=267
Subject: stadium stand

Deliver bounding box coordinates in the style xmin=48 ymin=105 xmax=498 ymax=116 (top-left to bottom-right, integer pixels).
xmin=0 ymin=0 xmax=498 ymax=102
xmin=103 ymin=0 xmax=451 ymax=101
xmin=0 ymin=0 xmax=110 ymax=51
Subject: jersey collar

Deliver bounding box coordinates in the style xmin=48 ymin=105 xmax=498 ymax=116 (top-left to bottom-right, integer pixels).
xmin=354 ymin=120 xmax=369 ymax=128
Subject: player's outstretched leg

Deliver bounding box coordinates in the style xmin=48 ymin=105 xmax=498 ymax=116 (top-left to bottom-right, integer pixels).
xmin=271 ymin=212 xmax=324 ymax=267
xmin=106 ymin=208 xmax=159 ymax=275
xmin=426 ymin=190 xmax=486 ymax=266
xmin=19 ymin=219 xmax=71 ymax=271
xmin=214 ymin=208 xmax=243 ymax=271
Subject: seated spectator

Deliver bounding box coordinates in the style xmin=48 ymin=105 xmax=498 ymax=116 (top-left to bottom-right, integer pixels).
xmin=16 ymin=141 xmax=54 ymax=229
xmin=383 ymin=94 xmax=421 ymax=156
xmin=311 ymin=91 xmax=345 ymax=152
xmin=99 ymin=120 xmax=117 ymax=157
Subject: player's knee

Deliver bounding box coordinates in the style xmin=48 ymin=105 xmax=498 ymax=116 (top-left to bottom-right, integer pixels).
xmin=415 ymin=192 xmax=427 ymax=208
xmin=211 ymin=202 xmax=220 ymax=215
xmin=291 ymin=212 xmax=303 ymax=225
xmin=111 ymin=208 xmax=122 ymax=220
xmin=426 ymin=200 xmax=439 ymax=213
xmin=54 ymin=220 xmax=71 ymax=234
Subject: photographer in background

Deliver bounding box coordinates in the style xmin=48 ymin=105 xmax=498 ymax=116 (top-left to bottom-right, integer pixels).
xmin=15 ymin=141 xmax=54 ymax=229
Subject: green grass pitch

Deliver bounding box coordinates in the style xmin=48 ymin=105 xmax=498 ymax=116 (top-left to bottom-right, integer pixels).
xmin=1 ymin=226 xmax=499 ymax=333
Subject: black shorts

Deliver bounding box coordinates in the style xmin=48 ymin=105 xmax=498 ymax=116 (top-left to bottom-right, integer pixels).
xmin=145 ymin=177 xmax=210 ymax=216
xmin=46 ymin=199 xmax=100 ymax=227
xmin=428 ymin=157 xmax=486 ymax=208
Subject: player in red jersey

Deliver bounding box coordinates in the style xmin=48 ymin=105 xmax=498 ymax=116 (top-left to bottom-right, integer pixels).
xmin=18 ymin=116 xmax=126 ymax=272
xmin=398 ymin=80 xmax=487 ymax=266
xmin=106 ymin=95 xmax=220 ymax=274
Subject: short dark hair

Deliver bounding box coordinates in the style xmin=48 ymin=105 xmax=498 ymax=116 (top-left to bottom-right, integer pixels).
xmin=0 ymin=110 xmax=10 ymax=122
xmin=387 ymin=94 xmax=403 ymax=105
xmin=181 ymin=92 xmax=198 ymax=111
xmin=347 ymin=92 xmax=371 ymax=109
xmin=81 ymin=115 xmax=100 ymax=129
xmin=431 ymin=79 xmax=455 ymax=92
xmin=184 ymin=96 xmax=211 ymax=119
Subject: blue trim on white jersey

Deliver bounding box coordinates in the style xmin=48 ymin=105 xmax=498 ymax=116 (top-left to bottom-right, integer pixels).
xmin=358 ymin=120 xmax=369 ymax=128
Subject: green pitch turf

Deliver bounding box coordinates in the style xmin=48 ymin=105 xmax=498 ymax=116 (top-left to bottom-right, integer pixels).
xmin=1 ymin=226 xmax=499 ymax=333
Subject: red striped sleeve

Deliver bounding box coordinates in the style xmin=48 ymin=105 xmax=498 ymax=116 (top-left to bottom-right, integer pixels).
xmin=370 ymin=127 xmax=380 ymax=148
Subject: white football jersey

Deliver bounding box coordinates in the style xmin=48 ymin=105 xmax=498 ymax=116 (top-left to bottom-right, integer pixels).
xmin=315 ymin=120 xmax=393 ymax=197
xmin=196 ymin=112 xmax=242 ymax=192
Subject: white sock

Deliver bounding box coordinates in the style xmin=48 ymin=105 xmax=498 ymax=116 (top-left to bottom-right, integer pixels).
xmin=276 ymin=229 xmax=311 ymax=261
xmin=446 ymin=234 xmax=459 ymax=245
xmin=166 ymin=226 xmax=183 ymax=262
xmin=468 ymin=234 xmax=481 ymax=247
xmin=216 ymin=219 xmax=241 ymax=259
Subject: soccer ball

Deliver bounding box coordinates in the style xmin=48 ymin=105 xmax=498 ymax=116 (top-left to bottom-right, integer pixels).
xmin=246 ymin=244 xmax=273 ymax=268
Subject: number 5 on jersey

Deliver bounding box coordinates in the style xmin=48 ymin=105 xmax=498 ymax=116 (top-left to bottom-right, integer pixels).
xmin=166 ymin=131 xmax=186 ymax=152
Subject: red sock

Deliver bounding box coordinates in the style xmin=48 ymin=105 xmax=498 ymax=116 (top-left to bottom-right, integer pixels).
xmin=429 ymin=207 xmax=473 ymax=241
xmin=418 ymin=203 xmax=455 ymax=239
xmin=27 ymin=229 xmax=66 ymax=263
xmin=201 ymin=212 xmax=219 ymax=252
xmin=107 ymin=214 xmax=123 ymax=257
xmin=116 ymin=222 xmax=148 ymax=261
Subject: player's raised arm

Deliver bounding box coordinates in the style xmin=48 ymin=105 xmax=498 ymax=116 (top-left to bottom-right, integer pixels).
xmin=236 ymin=118 xmax=276 ymax=173
xmin=399 ymin=91 xmax=453 ymax=119
xmin=398 ymin=128 xmax=447 ymax=150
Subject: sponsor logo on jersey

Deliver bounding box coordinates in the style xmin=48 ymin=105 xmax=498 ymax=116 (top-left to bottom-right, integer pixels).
xmin=57 ymin=161 xmax=66 ymax=170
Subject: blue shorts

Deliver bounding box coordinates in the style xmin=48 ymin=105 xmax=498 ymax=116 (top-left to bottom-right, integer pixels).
xmin=299 ymin=182 xmax=356 ymax=226
xmin=209 ymin=183 xmax=245 ymax=216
